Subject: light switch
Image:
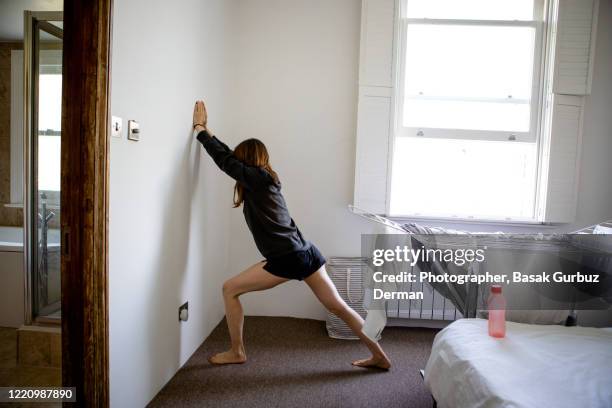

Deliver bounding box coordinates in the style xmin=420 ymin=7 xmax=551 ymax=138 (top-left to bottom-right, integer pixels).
xmin=127 ymin=120 xmax=140 ymax=141
xmin=111 ymin=116 xmax=122 ymax=138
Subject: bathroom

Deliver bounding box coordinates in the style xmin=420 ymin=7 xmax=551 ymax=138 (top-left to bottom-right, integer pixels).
xmin=0 ymin=0 xmax=63 ymax=387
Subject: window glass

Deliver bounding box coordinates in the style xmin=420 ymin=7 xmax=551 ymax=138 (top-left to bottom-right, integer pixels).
xmin=402 ymin=24 xmax=535 ymax=131
xmin=38 ymin=135 xmax=61 ymax=191
xmin=406 ymin=0 xmax=535 ymax=20
xmin=403 ymin=99 xmax=531 ymax=132
xmin=38 ymin=73 xmax=62 ymax=131
xmin=389 ymin=137 xmax=537 ymax=219
xmin=38 ymin=73 xmax=62 ymax=192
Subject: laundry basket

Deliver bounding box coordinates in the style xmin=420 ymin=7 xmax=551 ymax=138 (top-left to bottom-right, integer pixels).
xmin=325 ymin=257 xmax=368 ymax=340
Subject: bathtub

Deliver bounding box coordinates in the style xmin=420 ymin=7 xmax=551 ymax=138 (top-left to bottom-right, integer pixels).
xmin=0 ymin=226 xmax=60 ymax=327
xmin=0 ymin=226 xmax=24 ymax=252
xmin=0 ymin=226 xmax=24 ymax=327
xmin=0 ymin=226 xmax=61 ymax=249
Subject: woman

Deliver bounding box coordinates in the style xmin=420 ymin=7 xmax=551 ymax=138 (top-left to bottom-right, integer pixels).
xmin=192 ymin=100 xmax=391 ymax=369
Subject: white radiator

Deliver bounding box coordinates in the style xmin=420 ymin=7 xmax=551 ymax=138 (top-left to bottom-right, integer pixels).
xmin=382 ymin=279 xmax=462 ymax=322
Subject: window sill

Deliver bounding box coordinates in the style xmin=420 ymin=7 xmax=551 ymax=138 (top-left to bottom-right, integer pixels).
xmin=388 ymin=215 xmax=562 ymax=231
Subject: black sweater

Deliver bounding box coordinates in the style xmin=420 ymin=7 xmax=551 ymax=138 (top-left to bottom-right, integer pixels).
xmin=197 ymin=129 xmax=310 ymax=259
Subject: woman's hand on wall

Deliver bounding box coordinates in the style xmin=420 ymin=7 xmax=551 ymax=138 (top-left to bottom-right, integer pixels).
xmin=193 ymin=100 xmax=208 ymax=133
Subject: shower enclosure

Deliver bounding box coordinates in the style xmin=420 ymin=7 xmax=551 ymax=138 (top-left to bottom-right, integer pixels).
xmin=23 ymin=11 xmax=63 ymax=324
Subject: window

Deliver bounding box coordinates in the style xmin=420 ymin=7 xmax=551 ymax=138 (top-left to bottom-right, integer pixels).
xmin=389 ymin=0 xmax=545 ymax=221
xmin=37 ymin=72 xmax=62 ymax=192
xmin=9 ymin=49 xmax=62 ymax=205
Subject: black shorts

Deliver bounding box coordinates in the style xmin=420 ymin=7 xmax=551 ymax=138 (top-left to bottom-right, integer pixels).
xmin=263 ymin=244 xmax=326 ymax=281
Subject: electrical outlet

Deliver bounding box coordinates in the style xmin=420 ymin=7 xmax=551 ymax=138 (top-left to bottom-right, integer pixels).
xmin=127 ymin=120 xmax=140 ymax=141
xmin=179 ymin=302 xmax=189 ymax=322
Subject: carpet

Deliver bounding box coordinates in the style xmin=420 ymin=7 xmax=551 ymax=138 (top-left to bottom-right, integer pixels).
xmin=148 ymin=316 xmax=439 ymax=408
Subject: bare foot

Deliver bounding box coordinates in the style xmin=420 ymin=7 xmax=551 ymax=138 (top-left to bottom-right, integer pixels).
xmin=208 ymin=350 xmax=247 ymax=365
xmin=352 ymin=354 xmax=391 ymax=370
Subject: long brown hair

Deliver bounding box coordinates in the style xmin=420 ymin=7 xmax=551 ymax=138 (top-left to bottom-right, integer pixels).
xmin=232 ymin=138 xmax=278 ymax=207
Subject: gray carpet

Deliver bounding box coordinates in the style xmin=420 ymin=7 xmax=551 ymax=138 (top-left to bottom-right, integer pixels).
xmin=148 ymin=316 xmax=438 ymax=408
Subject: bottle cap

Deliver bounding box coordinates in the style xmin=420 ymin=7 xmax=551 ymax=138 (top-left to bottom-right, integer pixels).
xmin=491 ymin=285 xmax=502 ymax=294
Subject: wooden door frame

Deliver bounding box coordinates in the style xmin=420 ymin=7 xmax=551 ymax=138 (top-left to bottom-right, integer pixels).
xmin=61 ymin=0 xmax=113 ymax=405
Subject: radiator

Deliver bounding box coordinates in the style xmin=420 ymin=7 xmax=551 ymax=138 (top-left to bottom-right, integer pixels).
xmin=382 ymin=279 xmax=462 ymax=322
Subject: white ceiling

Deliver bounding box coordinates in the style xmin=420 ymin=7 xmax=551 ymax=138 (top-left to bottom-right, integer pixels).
xmin=0 ymin=0 xmax=62 ymax=41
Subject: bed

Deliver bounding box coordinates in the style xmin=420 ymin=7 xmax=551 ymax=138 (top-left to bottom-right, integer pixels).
xmin=348 ymin=207 xmax=612 ymax=407
xmin=424 ymin=318 xmax=612 ymax=408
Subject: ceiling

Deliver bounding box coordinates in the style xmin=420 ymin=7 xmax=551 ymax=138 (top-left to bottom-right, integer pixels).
xmin=0 ymin=0 xmax=62 ymax=41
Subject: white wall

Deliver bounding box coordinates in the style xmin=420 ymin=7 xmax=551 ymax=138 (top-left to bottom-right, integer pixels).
xmin=109 ymin=1 xmax=235 ymax=406
xmin=108 ymin=3 xmax=612 ymax=405
xmin=570 ymin=0 xmax=612 ymax=232
xmin=225 ymin=0 xmax=374 ymax=320
xmin=566 ymin=0 xmax=612 ymax=327
xmin=224 ymin=0 xmax=612 ymax=320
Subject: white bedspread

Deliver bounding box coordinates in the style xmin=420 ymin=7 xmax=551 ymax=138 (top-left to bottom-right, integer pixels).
xmin=424 ymin=319 xmax=612 ymax=408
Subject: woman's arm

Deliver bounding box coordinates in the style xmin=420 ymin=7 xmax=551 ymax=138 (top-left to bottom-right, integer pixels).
xmin=193 ymin=100 xmax=231 ymax=152
xmin=193 ymin=100 xmax=267 ymax=189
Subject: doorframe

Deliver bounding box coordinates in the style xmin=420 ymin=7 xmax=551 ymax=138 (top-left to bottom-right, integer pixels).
xmin=61 ymin=0 xmax=113 ymax=405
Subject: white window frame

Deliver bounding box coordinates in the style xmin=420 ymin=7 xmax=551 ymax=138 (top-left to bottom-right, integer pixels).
xmin=394 ymin=1 xmax=546 ymax=142
xmin=387 ymin=0 xmax=548 ymax=221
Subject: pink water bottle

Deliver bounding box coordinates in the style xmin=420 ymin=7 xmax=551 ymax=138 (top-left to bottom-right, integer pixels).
xmin=488 ymin=285 xmax=506 ymax=338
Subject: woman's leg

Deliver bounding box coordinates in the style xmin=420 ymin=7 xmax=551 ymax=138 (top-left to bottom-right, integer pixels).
xmin=304 ymin=266 xmax=391 ymax=369
xmin=209 ymin=261 xmax=288 ymax=365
